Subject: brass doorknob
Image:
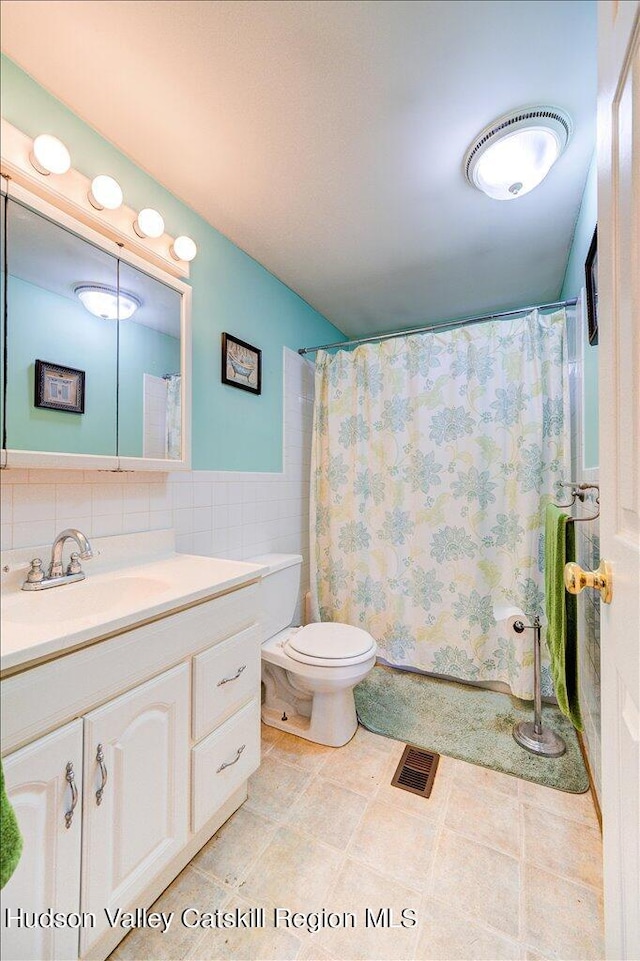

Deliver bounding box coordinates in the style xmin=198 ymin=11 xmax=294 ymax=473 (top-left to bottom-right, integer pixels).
xmin=564 ymin=559 xmax=612 ymax=604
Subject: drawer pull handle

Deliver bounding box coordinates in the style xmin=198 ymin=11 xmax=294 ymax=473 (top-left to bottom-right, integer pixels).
xmin=217 ymin=744 xmax=245 ymax=773
xmin=64 ymin=761 xmax=78 ymax=829
xmin=95 ymin=743 xmax=108 ymax=806
xmin=217 ymin=665 xmax=247 ymax=687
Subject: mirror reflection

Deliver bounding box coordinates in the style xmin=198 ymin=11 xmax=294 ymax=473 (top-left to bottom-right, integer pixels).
xmin=117 ymin=261 xmax=181 ymax=460
xmin=6 ymin=199 xmax=119 ymax=456
xmin=3 ymin=196 xmax=183 ymax=460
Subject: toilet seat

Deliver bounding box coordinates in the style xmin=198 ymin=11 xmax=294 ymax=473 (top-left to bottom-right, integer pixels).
xmin=284 ymin=623 xmax=376 ymax=668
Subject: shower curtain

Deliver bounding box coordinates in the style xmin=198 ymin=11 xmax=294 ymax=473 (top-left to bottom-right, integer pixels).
xmin=310 ymin=309 xmax=570 ymax=700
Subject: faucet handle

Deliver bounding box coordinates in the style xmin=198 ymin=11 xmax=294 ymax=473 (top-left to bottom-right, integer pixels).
xmin=25 ymin=558 xmax=45 ymax=583
xmin=66 ymin=552 xmax=83 ymax=575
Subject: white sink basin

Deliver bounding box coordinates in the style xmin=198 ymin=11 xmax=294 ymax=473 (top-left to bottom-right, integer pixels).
xmin=0 ymin=534 xmax=267 ymax=673
xmin=3 ymin=575 xmax=173 ymax=625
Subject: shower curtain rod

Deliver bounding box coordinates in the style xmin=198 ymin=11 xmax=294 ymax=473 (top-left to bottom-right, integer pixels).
xmin=297 ymin=297 xmax=578 ymax=355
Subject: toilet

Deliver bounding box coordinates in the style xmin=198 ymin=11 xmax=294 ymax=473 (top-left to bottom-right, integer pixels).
xmin=248 ymin=553 xmax=377 ymax=747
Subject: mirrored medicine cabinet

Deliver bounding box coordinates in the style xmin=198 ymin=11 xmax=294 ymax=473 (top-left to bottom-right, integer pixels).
xmin=0 ymin=180 xmax=191 ymax=471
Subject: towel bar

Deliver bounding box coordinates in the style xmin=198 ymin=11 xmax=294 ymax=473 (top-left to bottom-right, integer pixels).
xmin=555 ymin=482 xmax=600 ymax=523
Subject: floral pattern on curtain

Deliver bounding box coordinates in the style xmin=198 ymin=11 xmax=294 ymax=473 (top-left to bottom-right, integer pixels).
xmin=310 ymin=310 xmax=570 ymax=700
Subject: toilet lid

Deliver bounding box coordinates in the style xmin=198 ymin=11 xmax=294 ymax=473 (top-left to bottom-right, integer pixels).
xmin=287 ymin=623 xmax=375 ymax=660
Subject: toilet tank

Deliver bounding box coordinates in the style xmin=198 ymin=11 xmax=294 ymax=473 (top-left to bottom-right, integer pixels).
xmin=247 ymin=553 xmax=302 ymax=642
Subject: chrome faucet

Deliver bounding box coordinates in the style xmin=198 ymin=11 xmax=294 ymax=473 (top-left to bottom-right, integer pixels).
xmin=22 ymin=528 xmax=94 ymax=591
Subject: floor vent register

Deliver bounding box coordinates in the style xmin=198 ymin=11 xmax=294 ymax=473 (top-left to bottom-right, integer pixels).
xmin=390 ymin=744 xmax=440 ymax=798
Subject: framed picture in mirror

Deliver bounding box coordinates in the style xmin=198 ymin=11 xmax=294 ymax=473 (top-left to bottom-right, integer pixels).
xmin=221 ymin=333 xmax=262 ymax=394
xmin=35 ymin=359 xmax=85 ymax=414
xmin=585 ymin=226 xmax=598 ymax=346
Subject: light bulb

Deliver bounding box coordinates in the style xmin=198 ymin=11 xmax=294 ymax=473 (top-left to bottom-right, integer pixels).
xmin=474 ymin=128 xmax=561 ymax=201
xmin=74 ymin=285 xmax=141 ymax=320
xmin=29 ymin=134 xmax=71 ymax=176
xmin=170 ymin=235 xmax=197 ymax=262
xmin=133 ymin=208 xmax=165 ymax=238
xmin=88 ymin=175 xmax=123 ymax=211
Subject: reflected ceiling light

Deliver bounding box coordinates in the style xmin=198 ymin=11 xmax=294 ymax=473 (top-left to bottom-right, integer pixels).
xmin=29 ymin=134 xmax=71 ymax=176
xmin=88 ymin=175 xmax=123 ymax=211
xmin=133 ymin=207 xmax=165 ymax=238
xmin=74 ymin=284 xmax=142 ymax=320
xmin=170 ymin=235 xmax=197 ymax=262
xmin=464 ymin=106 xmax=572 ymax=201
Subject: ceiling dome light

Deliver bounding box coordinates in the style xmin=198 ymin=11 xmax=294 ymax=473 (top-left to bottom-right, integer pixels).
xmin=74 ymin=284 xmax=142 ymax=320
xmin=29 ymin=134 xmax=71 ymax=176
xmin=464 ymin=106 xmax=572 ymax=201
xmin=133 ymin=207 xmax=165 ymax=239
xmin=170 ymin=235 xmax=197 ymax=262
xmin=88 ymin=175 xmax=123 ymax=211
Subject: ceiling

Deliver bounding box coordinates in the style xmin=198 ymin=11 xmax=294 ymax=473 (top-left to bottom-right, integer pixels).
xmin=0 ymin=0 xmax=597 ymax=339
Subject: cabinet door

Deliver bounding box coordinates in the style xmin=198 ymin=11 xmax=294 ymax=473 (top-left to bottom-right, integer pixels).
xmin=80 ymin=664 xmax=189 ymax=954
xmin=0 ymin=719 xmax=83 ymax=961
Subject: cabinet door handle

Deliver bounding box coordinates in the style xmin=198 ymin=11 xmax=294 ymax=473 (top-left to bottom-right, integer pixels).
xmin=216 ymin=744 xmax=245 ymax=773
xmin=217 ymin=665 xmax=246 ymax=686
xmin=95 ymin=743 xmax=108 ymax=805
xmin=64 ymin=761 xmax=78 ymax=829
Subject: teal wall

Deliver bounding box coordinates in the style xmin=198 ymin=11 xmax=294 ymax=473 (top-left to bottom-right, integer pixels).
xmin=1 ymin=55 xmax=344 ymax=471
xmin=561 ymin=151 xmax=598 ymax=469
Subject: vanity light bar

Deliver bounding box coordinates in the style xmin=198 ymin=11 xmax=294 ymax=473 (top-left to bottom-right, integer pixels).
xmin=1 ymin=120 xmax=196 ymax=276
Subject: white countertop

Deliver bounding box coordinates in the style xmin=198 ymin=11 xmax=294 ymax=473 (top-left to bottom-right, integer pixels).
xmin=1 ymin=531 xmax=266 ymax=674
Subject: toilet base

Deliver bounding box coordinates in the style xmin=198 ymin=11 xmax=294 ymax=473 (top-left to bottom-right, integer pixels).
xmin=261 ymin=662 xmax=360 ymax=747
xmin=260 ymin=700 xmax=358 ymax=748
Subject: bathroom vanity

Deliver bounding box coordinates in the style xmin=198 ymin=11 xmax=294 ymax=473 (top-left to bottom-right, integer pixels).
xmin=0 ymin=532 xmax=265 ymax=961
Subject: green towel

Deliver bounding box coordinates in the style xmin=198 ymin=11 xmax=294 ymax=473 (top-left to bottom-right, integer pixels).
xmin=0 ymin=760 xmax=23 ymax=889
xmin=545 ymin=503 xmax=582 ymax=731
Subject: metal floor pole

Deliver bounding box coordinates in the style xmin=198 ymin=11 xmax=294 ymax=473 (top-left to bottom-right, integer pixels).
xmin=512 ymin=616 xmax=566 ymax=758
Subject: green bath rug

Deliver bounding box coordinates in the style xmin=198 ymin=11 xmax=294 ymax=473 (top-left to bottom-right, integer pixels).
xmin=355 ymin=665 xmax=589 ymax=794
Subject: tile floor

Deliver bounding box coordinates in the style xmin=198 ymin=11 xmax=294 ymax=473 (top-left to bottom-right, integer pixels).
xmin=111 ymin=725 xmax=604 ymax=961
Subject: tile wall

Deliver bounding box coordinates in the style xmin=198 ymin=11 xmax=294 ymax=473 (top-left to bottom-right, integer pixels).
xmin=0 ymin=349 xmax=315 ymax=623
xmin=576 ymin=518 xmax=601 ymax=800
xmin=567 ymin=299 xmax=601 ymax=803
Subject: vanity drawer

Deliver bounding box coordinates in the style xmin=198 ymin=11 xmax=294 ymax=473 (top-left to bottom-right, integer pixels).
xmin=191 ymin=698 xmax=260 ymax=833
xmin=192 ymin=623 xmax=261 ymax=741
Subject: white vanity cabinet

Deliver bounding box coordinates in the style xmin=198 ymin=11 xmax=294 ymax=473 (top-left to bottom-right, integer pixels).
xmin=0 ymin=574 xmax=262 ymax=961
xmin=0 ymin=720 xmax=84 ymax=961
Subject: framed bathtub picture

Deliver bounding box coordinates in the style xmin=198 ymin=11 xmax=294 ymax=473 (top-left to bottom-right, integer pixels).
xmin=221 ymin=333 xmax=262 ymax=394
xmin=34 ymin=359 xmax=85 ymax=413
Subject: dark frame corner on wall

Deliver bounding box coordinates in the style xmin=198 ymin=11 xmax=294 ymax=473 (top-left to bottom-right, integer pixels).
xmin=221 ymin=332 xmax=262 ymax=395
xmin=34 ymin=359 xmax=85 ymax=414
xmin=585 ymin=226 xmax=598 ymax=346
